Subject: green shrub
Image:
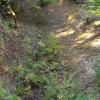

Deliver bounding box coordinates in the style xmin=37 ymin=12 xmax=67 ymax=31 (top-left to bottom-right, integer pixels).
xmin=37 ymin=33 xmax=60 ymax=61
xmin=33 ymin=61 xmax=46 ymax=69
xmin=0 ymin=88 xmax=6 ymax=100
xmin=6 ymin=95 xmax=20 ymax=100
xmin=0 ymin=87 xmax=20 ymax=100
xmin=11 ymin=66 xmax=45 ymax=95
xmin=83 ymin=0 xmax=100 ymax=15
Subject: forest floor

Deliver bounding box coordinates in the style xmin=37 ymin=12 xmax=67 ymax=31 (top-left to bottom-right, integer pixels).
xmin=0 ymin=1 xmax=100 ymax=100
xmin=35 ymin=1 xmax=100 ymax=94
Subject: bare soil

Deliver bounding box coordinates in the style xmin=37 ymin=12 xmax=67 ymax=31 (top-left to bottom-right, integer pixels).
xmin=0 ymin=1 xmax=100 ymax=99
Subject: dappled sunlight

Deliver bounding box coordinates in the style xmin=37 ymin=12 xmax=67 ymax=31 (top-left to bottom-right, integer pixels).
xmin=75 ymin=33 xmax=90 ymax=41
xmin=56 ymin=28 xmax=74 ymax=38
xmin=73 ymin=32 xmax=96 ymax=47
xmin=66 ymin=14 xmax=84 ymax=33
xmin=0 ymin=0 xmax=100 ymax=99
xmin=67 ymin=15 xmax=75 ymax=23
xmin=91 ymin=39 xmax=100 ymax=47
xmin=93 ymin=21 xmax=100 ymax=26
xmin=75 ymin=32 xmax=95 ymax=41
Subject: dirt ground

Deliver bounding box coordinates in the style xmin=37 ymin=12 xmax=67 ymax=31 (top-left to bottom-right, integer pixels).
xmin=0 ymin=0 xmax=100 ymax=99
xmin=33 ymin=1 xmax=100 ymax=94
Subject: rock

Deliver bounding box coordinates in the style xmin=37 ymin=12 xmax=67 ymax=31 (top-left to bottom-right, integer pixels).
xmin=80 ymin=56 xmax=96 ymax=77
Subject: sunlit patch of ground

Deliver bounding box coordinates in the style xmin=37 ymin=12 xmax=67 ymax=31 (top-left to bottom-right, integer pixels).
xmin=91 ymin=38 xmax=100 ymax=47
xmin=93 ymin=21 xmax=100 ymax=26
xmin=73 ymin=32 xmax=97 ymax=47
xmin=76 ymin=32 xmax=95 ymax=41
xmin=56 ymin=28 xmax=74 ymax=38
xmin=75 ymin=33 xmax=91 ymax=41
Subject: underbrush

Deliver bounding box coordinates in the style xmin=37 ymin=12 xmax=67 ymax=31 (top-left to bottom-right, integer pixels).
xmin=0 ymin=87 xmax=20 ymax=100
xmin=0 ymin=18 xmax=99 ymax=100
xmin=83 ymin=0 xmax=100 ymax=15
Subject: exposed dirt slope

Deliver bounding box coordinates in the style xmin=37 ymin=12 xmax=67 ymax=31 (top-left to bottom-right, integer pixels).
xmin=0 ymin=1 xmax=100 ymax=99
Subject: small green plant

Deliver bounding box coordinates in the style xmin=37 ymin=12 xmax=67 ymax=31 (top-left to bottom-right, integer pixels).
xmin=0 ymin=87 xmax=20 ymax=100
xmin=43 ymin=72 xmax=75 ymax=100
xmin=33 ymin=60 xmax=46 ymax=69
xmin=6 ymin=95 xmax=20 ymax=100
xmin=0 ymin=87 xmax=6 ymax=100
xmin=11 ymin=66 xmax=45 ymax=95
xmin=82 ymin=0 xmax=100 ymax=15
xmin=36 ymin=33 xmax=60 ymax=62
